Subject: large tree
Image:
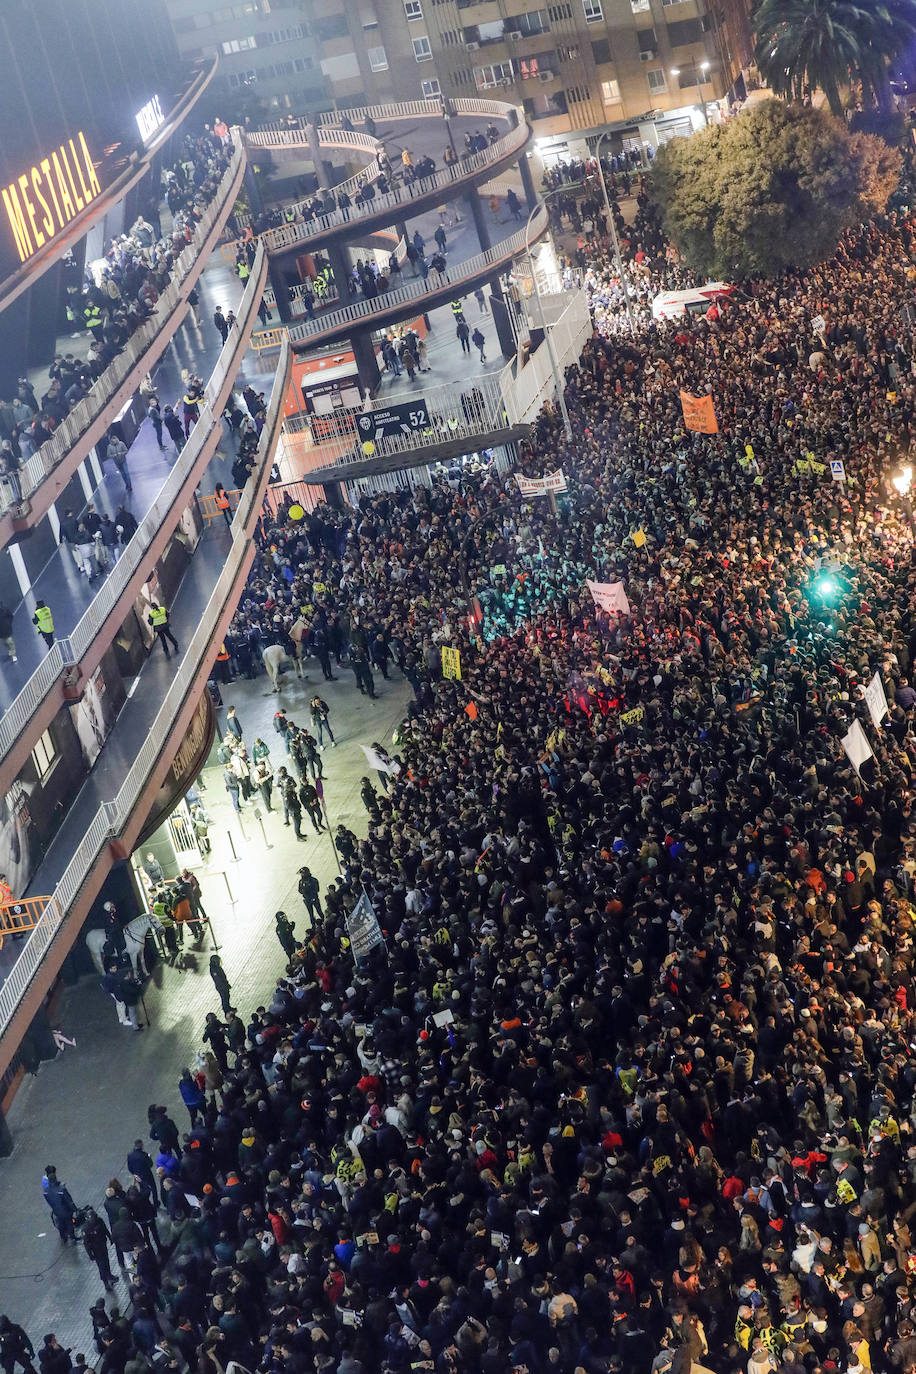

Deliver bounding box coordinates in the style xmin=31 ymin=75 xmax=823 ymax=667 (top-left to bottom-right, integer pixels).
xmin=652 ymin=101 xmax=900 ymax=280
xmin=753 ymin=0 xmax=916 ymax=117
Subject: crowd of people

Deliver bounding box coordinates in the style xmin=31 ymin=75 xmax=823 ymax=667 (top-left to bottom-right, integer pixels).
xmin=14 ymin=131 xmax=916 ymax=1374
xmin=0 ymin=129 xmax=234 ymax=497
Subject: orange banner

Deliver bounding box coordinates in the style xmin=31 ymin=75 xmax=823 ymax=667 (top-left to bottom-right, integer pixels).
xmin=680 ymin=390 xmax=718 ymax=434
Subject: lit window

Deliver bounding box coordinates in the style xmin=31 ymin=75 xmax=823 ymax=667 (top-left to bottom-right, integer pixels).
xmin=31 ymin=729 xmax=58 ymax=781
xmin=647 ymin=67 xmax=667 ymax=91
xmin=405 ymin=0 xmax=423 ymax=16
xmin=421 ymin=77 xmax=442 ymax=95
xmin=582 ymin=0 xmax=603 ymax=22
xmin=601 ymin=78 xmax=621 ymax=101
xmin=368 ymin=44 xmax=389 ymax=69
xmin=413 ymin=34 xmax=433 ymax=59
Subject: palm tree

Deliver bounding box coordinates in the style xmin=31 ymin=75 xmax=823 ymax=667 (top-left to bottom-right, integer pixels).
xmin=753 ymin=0 xmax=916 ymax=118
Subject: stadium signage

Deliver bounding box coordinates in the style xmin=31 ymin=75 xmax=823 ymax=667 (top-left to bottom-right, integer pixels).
xmin=2 ymin=131 xmax=103 ymax=266
xmin=136 ymin=95 xmax=165 ymax=144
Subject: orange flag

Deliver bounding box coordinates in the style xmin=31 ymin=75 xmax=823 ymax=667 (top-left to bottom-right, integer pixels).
xmin=680 ymin=390 xmax=718 ymax=434
xmin=465 ymin=701 xmax=478 ymax=721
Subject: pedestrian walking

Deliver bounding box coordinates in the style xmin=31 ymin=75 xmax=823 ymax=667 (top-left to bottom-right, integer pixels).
xmin=107 ymin=432 xmax=132 ymax=492
xmin=81 ymin=1208 xmax=116 ymax=1289
xmin=214 ymin=307 xmax=229 ymax=344
xmin=126 ymin=1140 xmax=159 ymax=1206
xmin=226 ymin=704 xmax=243 ymax=740
xmin=148 ymin=603 xmax=179 ymax=658
xmin=457 ymin=319 xmax=470 ymax=355
xmin=471 ymin=326 xmax=486 ymax=361
xmin=253 ymin=757 xmax=273 ymax=810
xmin=474 ymin=286 xmax=488 ymax=313
xmin=115 ymin=968 xmax=144 ymax=1030
xmin=208 ymin=954 xmax=233 ymax=1014
xmin=0 ymin=600 xmax=17 ymax=662
xmin=42 ymin=1166 xmax=76 ymax=1243
xmin=309 ymin=694 xmax=336 ymax=747
xmin=298 ymin=777 xmax=325 ymax=833
xmin=32 ymin=600 xmax=54 ymax=649
xmin=281 ymin=774 xmax=303 ymax=839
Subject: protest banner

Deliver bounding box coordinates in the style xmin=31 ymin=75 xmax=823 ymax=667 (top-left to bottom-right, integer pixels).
xmin=679 ymin=390 xmax=718 ymax=434
xmin=863 ymin=671 xmax=889 ymax=731
xmin=441 ymin=646 xmax=462 ymax=680
xmin=586 ymin=579 xmax=631 ymax=616
xmin=346 ymin=892 xmax=385 ymax=961
xmin=841 ymin=719 xmax=874 ymax=776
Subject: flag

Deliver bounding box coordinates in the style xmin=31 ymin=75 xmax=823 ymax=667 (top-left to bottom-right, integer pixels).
xmin=841 ymin=719 xmax=874 ymax=776
xmin=863 ymin=672 xmax=889 ymax=731
xmin=679 ymin=390 xmax=718 ymax=434
xmin=360 ymin=745 xmax=400 ymax=775
xmin=586 ymin=580 xmax=631 ymax=616
xmin=345 ymin=891 xmax=385 ymax=961
xmin=465 ymin=701 xmax=478 ymax=721
xmin=632 ymin=529 xmax=647 ymax=548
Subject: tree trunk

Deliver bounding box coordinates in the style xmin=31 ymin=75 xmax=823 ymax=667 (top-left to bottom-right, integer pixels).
xmin=822 ymin=75 xmax=845 ymax=120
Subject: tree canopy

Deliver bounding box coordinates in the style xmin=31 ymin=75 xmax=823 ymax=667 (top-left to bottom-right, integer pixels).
xmin=652 ymin=101 xmax=900 ymax=280
xmin=753 ymin=0 xmax=916 ymax=117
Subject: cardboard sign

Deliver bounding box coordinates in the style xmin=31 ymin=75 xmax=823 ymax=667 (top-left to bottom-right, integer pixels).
xmin=679 ymin=390 xmax=718 ymax=434
xmin=441 ymin=645 xmax=462 ymax=680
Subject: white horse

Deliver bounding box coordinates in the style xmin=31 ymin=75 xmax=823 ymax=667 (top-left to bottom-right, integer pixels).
xmin=85 ymin=914 xmax=162 ymax=976
xmin=262 ymin=643 xmax=290 ymax=692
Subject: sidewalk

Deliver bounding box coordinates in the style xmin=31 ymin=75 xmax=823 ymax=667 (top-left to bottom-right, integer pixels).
xmin=0 ymin=664 xmax=410 ymax=1352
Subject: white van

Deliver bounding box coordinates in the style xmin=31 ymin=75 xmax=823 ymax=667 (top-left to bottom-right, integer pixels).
xmin=652 ymin=282 xmax=734 ymax=321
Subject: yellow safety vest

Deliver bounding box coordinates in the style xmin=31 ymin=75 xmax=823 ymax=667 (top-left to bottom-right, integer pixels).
xmin=238 ymin=261 xmax=250 ymax=280
xmin=150 ymin=606 xmax=168 ymax=627
xmin=34 ymin=606 xmax=54 ymax=633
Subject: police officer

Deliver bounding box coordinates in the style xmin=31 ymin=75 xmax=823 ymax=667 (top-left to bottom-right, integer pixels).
xmin=148 ymin=603 xmax=179 ymax=659
xmin=32 ymin=600 xmax=54 ymax=648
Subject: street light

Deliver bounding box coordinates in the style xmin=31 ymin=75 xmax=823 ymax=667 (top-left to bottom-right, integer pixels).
xmin=525 ymin=192 xmax=573 ymax=440
xmin=593 ymin=130 xmax=637 ymax=334
xmin=671 ymin=56 xmax=711 ymax=124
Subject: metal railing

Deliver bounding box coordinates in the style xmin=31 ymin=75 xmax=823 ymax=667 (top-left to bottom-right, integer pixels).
xmin=11 ymin=131 xmax=246 ymax=509
xmin=258 ymin=119 xmax=528 ymax=256
xmin=0 ymin=243 xmax=267 ymax=766
xmin=262 ymin=279 xmax=340 ymax=313
xmin=0 ymin=344 xmax=292 ymax=1047
xmin=277 ymin=206 xmax=547 ymax=345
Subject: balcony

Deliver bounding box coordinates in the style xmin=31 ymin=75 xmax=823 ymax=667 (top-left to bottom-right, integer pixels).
xmin=0 ymin=244 xmax=269 ymax=801
xmin=0 ymin=337 xmax=292 ymax=1073
xmin=259 ymin=208 xmax=548 ymax=352
xmin=249 ymin=98 xmax=532 ymax=262
xmin=0 ymin=130 xmax=248 ymax=548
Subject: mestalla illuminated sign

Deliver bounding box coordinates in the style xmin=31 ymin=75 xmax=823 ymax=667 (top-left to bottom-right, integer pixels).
xmin=1 ymin=132 xmax=103 ymax=266
xmin=136 ymin=95 xmax=165 ymax=144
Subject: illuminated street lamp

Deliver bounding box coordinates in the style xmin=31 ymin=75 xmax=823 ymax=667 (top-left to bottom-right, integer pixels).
xmin=671 ymin=56 xmax=711 ymax=124
xmin=893 ymin=464 xmax=916 ymax=538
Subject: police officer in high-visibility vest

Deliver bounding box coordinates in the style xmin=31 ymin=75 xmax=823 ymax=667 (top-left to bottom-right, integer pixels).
xmin=450 ymin=299 xmax=466 ymax=323
xmin=83 ymin=299 xmax=104 ymax=340
xmin=236 ymin=256 xmax=250 ymax=283
xmin=33 ymin=600 xmax=54 ymax=649
xmin=148 ymin=602 xmax=179 ymax=660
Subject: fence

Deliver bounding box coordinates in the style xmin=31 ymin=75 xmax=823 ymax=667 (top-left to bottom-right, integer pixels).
xmin=500 ymin=287 xmax=591 ymax=424
xmin=11 ymin=131 xmax=246 ymax=511
xmin=0 ymin=243 xmax=267 ymax=768
xmin=0 ymin=897 xmax=55 ymax=951
xmin=252 ymin=207 xmax=548 ymax=353
xmin=0 ymin=343 xmax=292 ymax=1047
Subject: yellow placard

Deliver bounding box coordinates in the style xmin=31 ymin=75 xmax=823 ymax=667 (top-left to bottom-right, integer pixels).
xmin=795 ymin=459 xmax=810 ymax=475
xmin=361 ymin=440 xmax=376 ymax=455
xmin=744 ymin=444 xmax=754 ymax=460
xmin=632 ymin=529 xmax=647 ymax=548
xmin=287 ymin=503 xmax=305 ymax=521
xmin=441 ymin=645 xmax=462 ymax=680
xmin=621 ymin=706 xmax=645 ymax=725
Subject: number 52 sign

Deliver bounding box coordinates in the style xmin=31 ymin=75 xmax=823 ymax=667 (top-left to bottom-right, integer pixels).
xmin=355 ymin=399 xmax=430 ymax=442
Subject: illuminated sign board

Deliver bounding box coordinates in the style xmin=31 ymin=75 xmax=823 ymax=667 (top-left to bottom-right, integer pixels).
xmin=136 ymin=95 xmax=165 ymax=144
xmin=1 ymin=132 xmax=102 ymax=267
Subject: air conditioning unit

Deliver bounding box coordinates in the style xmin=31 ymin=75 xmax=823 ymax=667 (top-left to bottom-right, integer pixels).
xmin=466 ymin=39 xmax=480 ymax=49
xmin=509 ymin=29 xmax=522 ymax=40
xmin=639 ymin=48 xmax=656 ymax=60
xmin=500 ymin=75 xmax=514 ymax=85
xmin=539 ymin=68 xmax=554 ymax=80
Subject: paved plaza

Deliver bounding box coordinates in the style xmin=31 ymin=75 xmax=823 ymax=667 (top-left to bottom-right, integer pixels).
xmin=0 ymin=664 xmax=411 ymax=1353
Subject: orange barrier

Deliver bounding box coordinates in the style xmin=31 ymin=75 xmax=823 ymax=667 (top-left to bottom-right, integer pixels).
xmin=199 ymin=489 xmax=242 ymax=523
xmin=0 ymin=896 xmax=55 ymax=951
